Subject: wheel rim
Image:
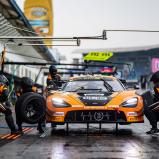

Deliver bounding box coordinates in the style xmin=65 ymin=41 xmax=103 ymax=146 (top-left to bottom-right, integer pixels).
xmin=24 ymin=99 xmax=44 ymax=121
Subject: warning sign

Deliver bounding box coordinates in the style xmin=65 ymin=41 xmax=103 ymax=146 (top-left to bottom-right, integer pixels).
xmin=84 ymin=52 xmax=113 ymax=61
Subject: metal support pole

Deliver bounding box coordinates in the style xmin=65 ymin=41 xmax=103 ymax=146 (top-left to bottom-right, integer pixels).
xmin=87 ymin=123 xmax=89 ymax=135
xmin=1 ymin=45 xmax=6 ymax=73
xmin=115 ymin=109 xmax=119 ymax=133
xmin=99 ymin=123 xmax=102 ymax=134
xmin=66 ymin=123 xmax=69 ymax=135
xmin=116 ymin=123 xmax=118 ymax=133
xmin=1 ymin=51 xmax=4 ymax=72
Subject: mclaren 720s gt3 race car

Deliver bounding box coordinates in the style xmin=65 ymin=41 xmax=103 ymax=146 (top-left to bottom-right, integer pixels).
xmin=46 ymin=75 xmax=149 ymax=127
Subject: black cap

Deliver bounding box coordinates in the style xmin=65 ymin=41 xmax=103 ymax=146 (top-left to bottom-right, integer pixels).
xmin=21 ymin=77 xmax=34 ymax=87
xmin=49 ymin=65 xmax=57 ymax=75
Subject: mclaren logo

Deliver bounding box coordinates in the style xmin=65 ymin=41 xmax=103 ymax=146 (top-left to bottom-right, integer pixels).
xmin=80 ymin=112 xmax=111 ymax=121
xmin=94 ymin=112 xmax=104 ymax=121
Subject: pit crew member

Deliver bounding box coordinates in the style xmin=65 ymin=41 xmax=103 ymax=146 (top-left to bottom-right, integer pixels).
xmin=144 ymin=72 xmax=159 ymax=134
xmin=15 ymin=77 xmax=44 ymax=134
xmin=0 ymin=74 xmax=18 ymax=134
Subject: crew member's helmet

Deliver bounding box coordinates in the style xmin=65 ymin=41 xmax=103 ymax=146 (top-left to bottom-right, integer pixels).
xmin=49 ymin=65 xmax=57 ymax=75
xmin=0 ymin=74 xmax=9 ymax=86
xmin=21 ymin=77 xmax=34 ymax=87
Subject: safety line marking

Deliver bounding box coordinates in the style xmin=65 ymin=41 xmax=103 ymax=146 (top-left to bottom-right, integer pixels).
xmin=0 ymin=127 xmax=34 ymax=140
xmin=0 ymin=134 xmax=11 ymax=139
xmin=12 ymin=134 xmax=21 ymax=140
xmin=6 ymin=134 xmax=16 ymax=140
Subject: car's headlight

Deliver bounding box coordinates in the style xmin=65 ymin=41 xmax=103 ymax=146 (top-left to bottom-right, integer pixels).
xmin=121 ymin=97 xmax=138 ymax=107
xmin=52 ymin=98 xmax=71 ymax=107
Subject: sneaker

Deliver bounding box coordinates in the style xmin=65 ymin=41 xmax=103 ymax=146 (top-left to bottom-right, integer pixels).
xmin=146 ymin=128 xmax=159 ymax=134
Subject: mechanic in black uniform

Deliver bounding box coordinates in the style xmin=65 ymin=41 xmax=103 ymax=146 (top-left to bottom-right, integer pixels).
xmin=47 ymin=65 xmax=62 ymax=88
xmin=46 ymin=65 xmax=62 ymax=128
xmin=144 ymin=72 xmax=159 ymax=134
xmin=15 ymin=77 xmax=44 ymax=134
xmin=0 ymin=74 xmax=18 ymax=134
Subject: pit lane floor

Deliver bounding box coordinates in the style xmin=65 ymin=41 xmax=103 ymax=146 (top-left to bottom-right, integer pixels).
xmin=0 ymin=117 xmax=158 ymax=159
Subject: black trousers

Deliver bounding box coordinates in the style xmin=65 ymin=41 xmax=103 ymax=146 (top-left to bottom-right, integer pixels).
xmin=144 ymin=106 xmax=159 ymax=129
xmin=0 ymin=101 xmax=17 ymax=132
xmin=15 ymin=109 xmax=45 ymax=133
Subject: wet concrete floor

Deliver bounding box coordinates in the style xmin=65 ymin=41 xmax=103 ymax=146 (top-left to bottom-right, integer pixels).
xmin=0 ymin=118 xmax=158 ymax=159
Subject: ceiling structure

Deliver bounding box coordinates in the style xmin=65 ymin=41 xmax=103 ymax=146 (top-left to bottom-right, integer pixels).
xmin=0 ymin=0 xmax=56 ymax=62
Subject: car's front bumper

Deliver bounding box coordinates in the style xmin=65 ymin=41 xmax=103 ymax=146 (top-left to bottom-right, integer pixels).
xmin=46 ymin=110 xmax=144 ymax=123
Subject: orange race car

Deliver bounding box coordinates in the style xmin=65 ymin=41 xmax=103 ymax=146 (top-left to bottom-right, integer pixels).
xmin=45 ymin=75 xmax=149 ymax=127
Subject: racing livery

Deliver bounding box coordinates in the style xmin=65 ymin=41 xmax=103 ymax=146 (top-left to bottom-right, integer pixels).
xmin=46 ymin=75 xmax=144 ymax=125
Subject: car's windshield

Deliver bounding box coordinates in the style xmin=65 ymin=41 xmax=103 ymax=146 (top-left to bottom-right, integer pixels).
xmin=62 ymin=79 xmax=124 ymax=92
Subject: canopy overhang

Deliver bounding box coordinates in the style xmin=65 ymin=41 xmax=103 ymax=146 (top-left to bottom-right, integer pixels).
xmin=0 ymin=0 xmax=56 ymax=62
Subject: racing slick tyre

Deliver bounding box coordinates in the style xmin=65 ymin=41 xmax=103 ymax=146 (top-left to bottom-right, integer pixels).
xmin=16 ymin=92 xmax=46 ymax=124
xmin=15 ymin=93 xmax=32 ymax=121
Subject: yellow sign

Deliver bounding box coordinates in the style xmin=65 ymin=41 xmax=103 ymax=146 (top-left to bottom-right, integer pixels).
xmin=84 ymin=52 xmax=113 ymax=61
xmin=24 ymin=0 xmax=53 ymax=47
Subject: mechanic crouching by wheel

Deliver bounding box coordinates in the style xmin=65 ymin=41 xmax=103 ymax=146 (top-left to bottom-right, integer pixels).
xmin=0 ymin=74 xmax=18 ymax=134
xmin=15 ymin=77 xmax=44 ymax=134
xmin=144 ymin=71 xmax=159 ymax=134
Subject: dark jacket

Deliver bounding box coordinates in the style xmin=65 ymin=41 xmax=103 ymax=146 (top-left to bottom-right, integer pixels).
xmin=153 ymin=82 xmax=159 ymax=102
xmin=47 ymin=73 xmax=62 ymax=88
